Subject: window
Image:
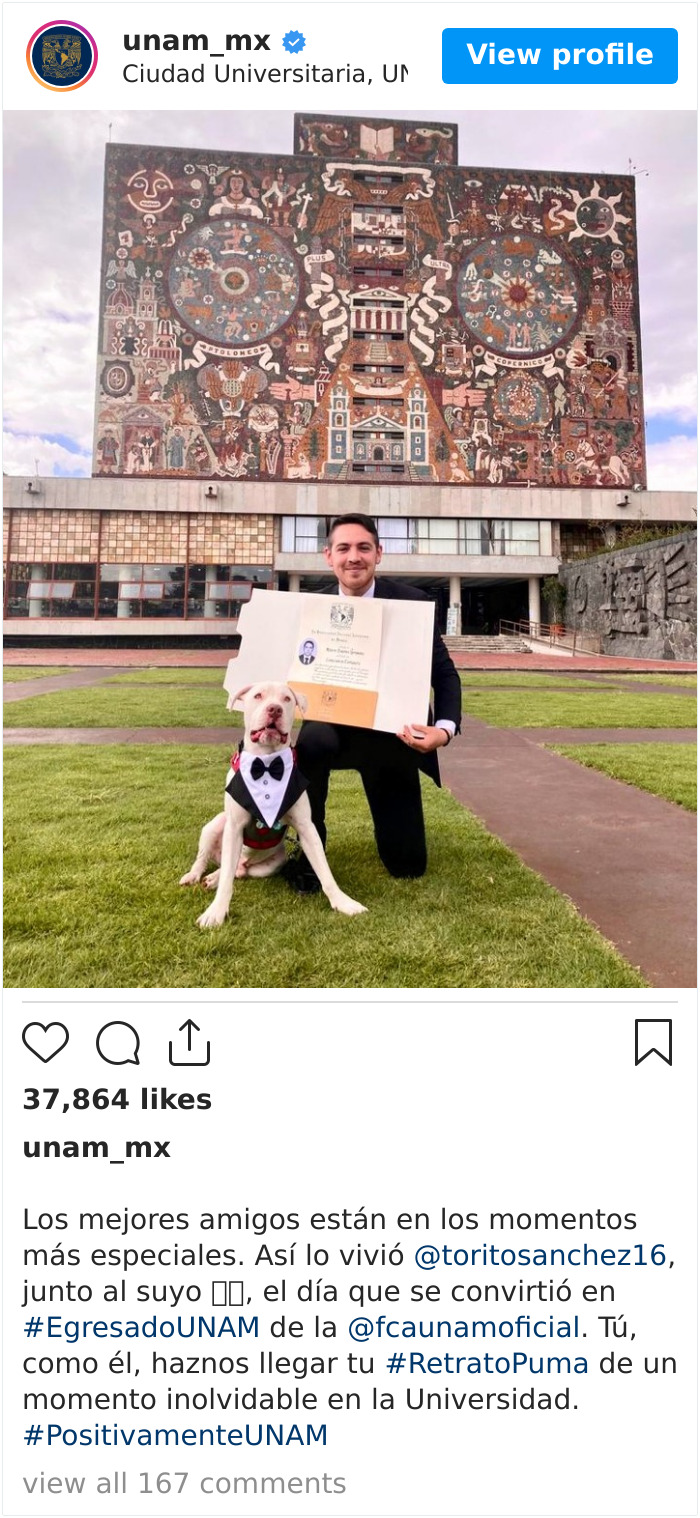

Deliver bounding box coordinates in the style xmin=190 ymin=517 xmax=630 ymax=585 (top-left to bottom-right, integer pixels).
xmin=98 ymin=564 xmax=185 ymax=618
xmin=377 ymin=517 xmax=413 ymax=554
xmin=416 ymin=519 xmax=459 ymax=553
xmin=280 ymin=517 xmax=328 ymax=553
xmin=490 ymin=521 xmax=541 ymax=556
xmin=459 ymin=521 xmax=488 ymax=554
xmin=6 ymin=563 xmax=96 ymax=618
xmin=188 ymin=565 xmax=272 ymax=619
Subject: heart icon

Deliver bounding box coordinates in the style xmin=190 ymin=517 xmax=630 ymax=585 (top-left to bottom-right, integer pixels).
xmin=22 ymin=1022 xmax=69 ymax=1062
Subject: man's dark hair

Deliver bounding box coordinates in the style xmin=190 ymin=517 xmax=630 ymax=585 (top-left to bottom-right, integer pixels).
xmin=327 ymin=513 xmax=380 ymax=548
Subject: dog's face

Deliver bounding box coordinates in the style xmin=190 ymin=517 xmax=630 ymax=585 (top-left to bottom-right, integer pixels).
xmin=230 ymin=682 xmax=307 ymax=752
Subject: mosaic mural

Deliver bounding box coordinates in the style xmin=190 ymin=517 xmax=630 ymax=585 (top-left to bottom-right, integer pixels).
xmin=94 ymin=118 xmax=646 ymax=487
xmin=295 ymin=115 xmax=457 ymax=165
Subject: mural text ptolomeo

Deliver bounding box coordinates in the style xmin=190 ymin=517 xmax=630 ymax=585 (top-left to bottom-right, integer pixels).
xmin=94 ymin=115 xmax=645 ymax=489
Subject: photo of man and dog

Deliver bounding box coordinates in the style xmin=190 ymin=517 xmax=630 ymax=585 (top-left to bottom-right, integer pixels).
xmin=3 ymin=109 xmax=696 ymax=990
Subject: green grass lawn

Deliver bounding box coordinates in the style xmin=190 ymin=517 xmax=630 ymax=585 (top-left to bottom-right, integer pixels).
xmin=3 ymin=746 xmax=645 ymax=989
xmin=460 ymin=688 xmax=697 ymax=728
xmin=3 ymin=683 xmax=238 ymax=728
xmin=550 ymin=743 xmax=697 ymax=811
xmin=3 ymin=666 xmax=75 ymax=682
xmin=7 ymin=679 xmax=697 ymax=731
xmin=459 ymin=672 xmax=602 ymax=688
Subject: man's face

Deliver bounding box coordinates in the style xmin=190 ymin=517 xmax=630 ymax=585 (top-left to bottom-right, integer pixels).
xmin=324 ymin=523 xmax=382 ymax=596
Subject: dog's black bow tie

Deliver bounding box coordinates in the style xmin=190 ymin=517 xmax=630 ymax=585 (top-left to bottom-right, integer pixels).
xmin=250 ymin=756 xmax=285 ymax=781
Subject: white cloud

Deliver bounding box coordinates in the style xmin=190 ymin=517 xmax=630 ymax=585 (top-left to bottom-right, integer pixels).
xmin=2 ymin=431 xmax=90 ymax=478
xmin=646 ymin=434 xmax=697 ymax=492
xmin=643 ymin=377 xmax=697 ymax=424
xmin=3 ymin=109 xmax=697 ymax=474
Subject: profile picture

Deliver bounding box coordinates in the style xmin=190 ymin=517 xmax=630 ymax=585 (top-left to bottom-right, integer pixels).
xmin=298 ymin=638 xmax=317 ymax=665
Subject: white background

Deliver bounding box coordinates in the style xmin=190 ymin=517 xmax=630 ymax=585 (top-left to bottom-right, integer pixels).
xmin=3 ymin=2 xmax=696 ymax=111
xmin=2 ymin=998 xmax=697 ymax=1516
xmin=2 ymin=2 xmax=697 ymax=1513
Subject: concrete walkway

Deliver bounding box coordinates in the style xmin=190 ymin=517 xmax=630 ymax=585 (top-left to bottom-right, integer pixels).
xmin=508 ymin=727 xmax=697 ymax=744
xmin=4 ymin=726 xmax=236 ymax=746
xmin=441 ymin=720 xmax=696 ymax=989
xmin=3 ymin=668 xmax=123 ymax=702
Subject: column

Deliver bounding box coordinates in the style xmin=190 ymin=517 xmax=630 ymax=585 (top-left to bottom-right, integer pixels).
xmin=204 ymin=565 xmax=220 ymax=618
xmin=528 ymin=575 xmax=541 ymax=632
xmin=28 ymin=564 xmax=46 ymax=619
xmin=117 ymin=565 xmax=134 ymax=619
xmin=288 ymin=573 xmax=301 ymax=593
xmin=448 ymin=573 xmax=462 ymax=636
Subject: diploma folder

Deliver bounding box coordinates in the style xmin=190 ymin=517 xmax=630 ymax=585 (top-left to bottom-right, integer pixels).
xmin=224 ymin=589 xmax=434 ymax=734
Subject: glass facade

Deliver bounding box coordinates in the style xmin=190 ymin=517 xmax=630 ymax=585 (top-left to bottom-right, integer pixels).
xmin=283 ymin=517 xmax=543 ymax=556
xmin=5 ymin=518 xmax=544 ymax=624
xmin=6 ymin=563 xmax=97 ymax=618
xmin=99 ymin=564 xmax=186 ymax=618
xmin=6 ymin=563 xmax=272 ymax=619
xmin=281 ymin=516 xmax=328 ymax=553
xmin=187 ymin=565 xmax=272 ymax=620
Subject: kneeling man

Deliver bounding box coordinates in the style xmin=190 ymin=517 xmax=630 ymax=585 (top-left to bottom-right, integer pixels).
xmin=285 ymin=513 xmax=461 ymax=892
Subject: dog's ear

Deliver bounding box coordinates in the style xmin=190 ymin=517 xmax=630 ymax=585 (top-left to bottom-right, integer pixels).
xmin=227 ymin=684 xmax=252 ymax=712
xmin=289 ymin=686 xmax=308 ymax=715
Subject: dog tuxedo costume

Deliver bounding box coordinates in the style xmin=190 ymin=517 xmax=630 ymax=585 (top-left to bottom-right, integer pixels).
xmin=225 ymin=745 xmax=309 ymax=850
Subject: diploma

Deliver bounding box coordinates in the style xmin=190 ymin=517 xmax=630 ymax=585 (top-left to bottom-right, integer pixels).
xmin=225 ymin=590 xmax=433 ymax=735
xmin=288 ymin=594 xmax=383 ymax=726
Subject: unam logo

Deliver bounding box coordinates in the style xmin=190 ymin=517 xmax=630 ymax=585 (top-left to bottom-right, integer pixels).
xmin=26 ymin=20 xmax=98 ymax=90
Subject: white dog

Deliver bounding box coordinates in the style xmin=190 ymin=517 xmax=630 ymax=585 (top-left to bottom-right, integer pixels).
xmin=180 ymin=682 xmax=367 ymax=928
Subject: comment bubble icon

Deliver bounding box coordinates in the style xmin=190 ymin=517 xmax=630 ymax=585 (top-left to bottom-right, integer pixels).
xmin=96 ymin=1020 xmax=140 ymax=1065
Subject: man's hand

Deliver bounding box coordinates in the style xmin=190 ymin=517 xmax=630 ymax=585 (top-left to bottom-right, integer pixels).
xmin=397 ymin=724 xmax=450 ymax=753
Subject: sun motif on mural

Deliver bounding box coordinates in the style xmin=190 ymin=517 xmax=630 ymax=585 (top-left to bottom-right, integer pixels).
xmin=167 ymin=221 xmax=300 ymax=346
xmin=559 ymin=182 xmax=631 ymax=245
xmin=501 ymin=275 xmax=537 ymax=313
xmin=457 ymin=236 xmax=580 ymax=358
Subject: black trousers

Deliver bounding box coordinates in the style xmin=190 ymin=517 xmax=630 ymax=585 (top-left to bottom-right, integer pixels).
xmin=294 ymin=721 xmax=427 ymax=878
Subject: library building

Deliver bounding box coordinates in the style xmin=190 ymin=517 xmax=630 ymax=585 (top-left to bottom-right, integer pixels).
xmin=3 ymin=114 xmax=693 ymax=645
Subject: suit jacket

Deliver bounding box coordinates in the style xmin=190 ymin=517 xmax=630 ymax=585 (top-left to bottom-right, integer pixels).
xmin=324 ymin=577 xmax=461 ymax=786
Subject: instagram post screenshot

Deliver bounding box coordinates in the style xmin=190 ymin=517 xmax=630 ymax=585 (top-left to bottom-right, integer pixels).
xmin=2 ymin=2 xmax=696 ymax=993
xmin=2 ymin=1 xmax=698 ymax=1515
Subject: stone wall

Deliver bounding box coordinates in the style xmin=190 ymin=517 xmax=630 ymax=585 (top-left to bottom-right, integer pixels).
xmin=560 ymin=531 xmax=697 ymax=660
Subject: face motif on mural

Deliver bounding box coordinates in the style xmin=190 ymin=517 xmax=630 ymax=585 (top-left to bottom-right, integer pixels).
xmin=127 ymin=168 xmax=174 ymax=216
xmin=560 ymin=182 xmax=631 ymax=246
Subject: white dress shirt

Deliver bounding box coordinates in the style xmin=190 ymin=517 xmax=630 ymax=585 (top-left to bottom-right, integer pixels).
xmin=335 ymin=579 xmax=456 ymax=737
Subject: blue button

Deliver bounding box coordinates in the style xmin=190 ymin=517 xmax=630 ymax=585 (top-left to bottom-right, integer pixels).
xmin=442 ymin=29 xmax=678 ymax=85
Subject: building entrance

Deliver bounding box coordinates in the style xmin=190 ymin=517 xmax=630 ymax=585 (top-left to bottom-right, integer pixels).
xmin=462 ymin=581 xmax=529 ymax=635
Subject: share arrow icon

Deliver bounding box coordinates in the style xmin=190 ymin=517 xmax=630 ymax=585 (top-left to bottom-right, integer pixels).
xmin=169 ymin=1019 xmax=211 ymax=1066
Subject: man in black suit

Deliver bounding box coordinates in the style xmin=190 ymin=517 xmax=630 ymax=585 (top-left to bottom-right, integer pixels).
xmin=285 ymin=513 xmax=462 ymax=891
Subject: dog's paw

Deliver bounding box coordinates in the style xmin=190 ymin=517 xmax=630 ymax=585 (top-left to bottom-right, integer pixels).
xmin=204 ymin=870 xmax=221 ymax=889
xmin=330 ymin=893 xmax=367 ymax=917
xmin=197 ymin=904 xmax=228 ymax=930
xmin=179 ymin=870 xmax=201 ymax=887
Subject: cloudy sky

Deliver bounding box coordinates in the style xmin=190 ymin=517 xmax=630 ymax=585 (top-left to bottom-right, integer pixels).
xmin=3 ymin=108 xmax=696 ymax=488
